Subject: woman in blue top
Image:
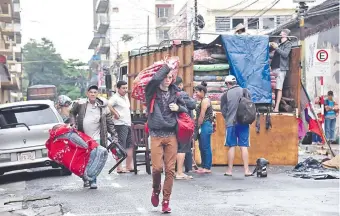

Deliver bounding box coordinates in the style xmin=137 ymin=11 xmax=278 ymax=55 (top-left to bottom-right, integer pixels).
xmin=324 ymin=91 xmax=339 ymax=143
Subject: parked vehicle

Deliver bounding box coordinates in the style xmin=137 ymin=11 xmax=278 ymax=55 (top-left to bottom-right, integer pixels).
xmin=0 ymin=100 xmax=71 ymax=176
xmin=27 ymin=85 xmax=57 ymax=101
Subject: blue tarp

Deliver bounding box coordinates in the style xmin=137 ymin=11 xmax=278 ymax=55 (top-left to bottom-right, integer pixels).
xmin=221 ymin=35 xmax=272 ymax=104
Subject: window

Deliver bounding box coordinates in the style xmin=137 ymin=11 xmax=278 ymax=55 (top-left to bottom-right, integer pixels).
xmin=247 ymin=18 xmax=259 ymax=29
xmin=158 ymin=7 xmax=169 ymax=18
xmin=157 ymin=29 xmax=169 ymax=40
xmin=262 ymin=17 xmax=275 ymax=29
xmin=276 ymin=15 xmax=292 ymax=26
xmin=232 ymin=18 xmax=244 ymax=28
xmin=215 ymin=16 xmax=231 ymax=32
xmin=0 ymin=104 xmax=59 ymax=129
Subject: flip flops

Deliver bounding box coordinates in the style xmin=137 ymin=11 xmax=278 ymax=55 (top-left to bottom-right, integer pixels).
xmin=175 ymin=174 xmax=193 ymax=180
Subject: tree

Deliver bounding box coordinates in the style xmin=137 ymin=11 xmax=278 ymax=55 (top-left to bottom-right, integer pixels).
xmin=22 ymin=38 xmax=64 ymax=87
xmin=22 ymin=38 xmax=88 ymax=99
xmin=121 ymin=34 xmax=133 ymax=43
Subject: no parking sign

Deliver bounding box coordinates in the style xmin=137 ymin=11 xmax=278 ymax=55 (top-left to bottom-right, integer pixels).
xmin=312 ymin=49 xmax=331 ymax=76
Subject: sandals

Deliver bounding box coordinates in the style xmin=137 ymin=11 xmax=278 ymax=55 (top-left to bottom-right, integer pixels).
xmin=175 ymin=174 xmax=193 ymax=180
xmin=224 ymin=173 xmax=232 ymax=177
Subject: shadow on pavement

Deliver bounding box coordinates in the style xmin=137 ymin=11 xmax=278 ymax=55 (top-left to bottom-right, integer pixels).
xmin=0 ymin=168 xmax=65 ymax=185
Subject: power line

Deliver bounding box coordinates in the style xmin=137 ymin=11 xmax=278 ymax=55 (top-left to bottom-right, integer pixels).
xmin=247 ymin=0 xmax=281 ymax=26
xmin=229 ymin=0 xmax=260 ymax=18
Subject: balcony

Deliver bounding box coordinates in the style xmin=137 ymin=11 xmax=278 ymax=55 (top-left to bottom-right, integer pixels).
xmin=0 ymin=3 xmax=12 ymax=22
xmin=96 ymin=15 xmax=109 ymax=34
xmin=88 ymin=32 xmax=104 ymax=49
xmin=0 ymin=23 xmax=21 ymax=36
xmin=98 ymin=38 xmax=110 ymax=54
xmin=96 ymin=0 xmax=109 ymax=13
xmin=0 ymin=45 xmax=21 ymax=56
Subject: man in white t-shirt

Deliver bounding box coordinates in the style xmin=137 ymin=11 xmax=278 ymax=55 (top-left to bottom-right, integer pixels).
xmin=108 ymin=81 xmax=133 ymax=173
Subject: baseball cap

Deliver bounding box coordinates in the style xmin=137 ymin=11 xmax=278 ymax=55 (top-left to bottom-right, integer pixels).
xmin=87 ymin=85 xmax=99 ymax=91
xmin=225 ymin=75 xmax=237 ymax=83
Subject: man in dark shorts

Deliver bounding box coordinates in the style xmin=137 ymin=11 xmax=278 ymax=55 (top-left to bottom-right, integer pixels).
xmin=174 ymin=77 xmax=196 ymax=179
xmin=108 ymin=81 xmax=133 ymax=173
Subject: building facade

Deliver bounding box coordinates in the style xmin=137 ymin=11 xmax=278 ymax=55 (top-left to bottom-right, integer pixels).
xmin=0 ymin=0 xmax=22 ymax=103
xmin=88 ymin=0 xmax=175 ymax=92
xmin=169 ymin=0 xmax=297 ymax=40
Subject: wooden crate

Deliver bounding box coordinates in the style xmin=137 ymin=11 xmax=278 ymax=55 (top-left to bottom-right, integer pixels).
xmin=194 ymin=112 xmax=299 ymax=166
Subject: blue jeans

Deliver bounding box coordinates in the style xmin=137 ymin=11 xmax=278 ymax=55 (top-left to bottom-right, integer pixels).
xmin=312 ymin=133 xmax=322 ymax=143
xmin=198 ymin=121 xmax=213 ymax=170
xmin=325 ymin=118 xmax=336 ymax=141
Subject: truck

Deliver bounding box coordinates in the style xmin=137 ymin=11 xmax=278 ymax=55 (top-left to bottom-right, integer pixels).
xmin=27 ymin=85 xmax=57 ymax=101
xmin=127 ymin=36 xmax=302 ymax=166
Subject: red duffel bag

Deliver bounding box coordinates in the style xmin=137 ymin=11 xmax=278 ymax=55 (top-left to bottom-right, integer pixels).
xmin=45 ymin=124 xmax=98 ymax=177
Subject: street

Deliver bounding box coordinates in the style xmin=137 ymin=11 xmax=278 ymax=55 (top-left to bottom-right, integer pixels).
xmin=0 ymin=156 xmax=339 ymax=216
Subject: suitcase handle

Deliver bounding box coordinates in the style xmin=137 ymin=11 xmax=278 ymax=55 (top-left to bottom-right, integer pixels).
xmin=107 ymin=137 xmax=128 ymax=174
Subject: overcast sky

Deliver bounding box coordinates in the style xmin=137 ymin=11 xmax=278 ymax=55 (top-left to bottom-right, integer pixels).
xmin=21 ymin=0 xmax=93 ymax=63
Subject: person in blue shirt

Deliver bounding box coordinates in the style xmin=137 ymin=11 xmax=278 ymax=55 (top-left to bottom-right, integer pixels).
xmin=324 ymin=91 xmax=339 ymax=144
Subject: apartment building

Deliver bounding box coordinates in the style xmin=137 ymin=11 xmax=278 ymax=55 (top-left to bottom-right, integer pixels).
xmin=0 ymin=0 xmax=21 ymax=103
xmin=88 ymin=0 xmax=175 ymax=90
xmin=169 ymin=0 xmax=298 ymax=40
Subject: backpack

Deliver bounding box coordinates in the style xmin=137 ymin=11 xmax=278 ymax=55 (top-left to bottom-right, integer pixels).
xmin=236 ymin=88 xmax=256 ymax=125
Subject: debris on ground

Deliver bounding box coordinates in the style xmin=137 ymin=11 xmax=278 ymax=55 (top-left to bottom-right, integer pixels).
xmin=322 ymin=155 xmax=340 ymax=169
xmin=290 ymin=156 xmax=340 ymax=180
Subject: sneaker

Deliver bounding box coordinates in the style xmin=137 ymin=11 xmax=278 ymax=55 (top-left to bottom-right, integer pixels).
xmin=162 ymin=200 xmax=171 ymax=213
xmin=83 ymin=181 xmax=90 ymax=188
xmin=90 ymin=181 xmax=98 ymax=189
xmin=151 ymin=189 xmax=160 ymax=207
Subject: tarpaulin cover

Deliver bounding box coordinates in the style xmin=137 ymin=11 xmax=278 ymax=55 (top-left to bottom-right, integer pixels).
xmin=221 ymin=35 xmax=272 ymax=104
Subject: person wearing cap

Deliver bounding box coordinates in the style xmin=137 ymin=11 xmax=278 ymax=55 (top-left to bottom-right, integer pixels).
xmin=56 ymin=95 xmax=72 ymax=123
xmin=270 ymin=28 xmax=292 ymax=112
xmin=174 ymin=77 xmax=196 ymax=179
xmin=220 ymin=75 xmax=253 ymax=177
xmin=234 ymin=23 xmax=248 ymax=35
xmin=324 ymin=90 xmax=339 ymax=143
xmin=70 ymin=84 xmax=119 ymax=189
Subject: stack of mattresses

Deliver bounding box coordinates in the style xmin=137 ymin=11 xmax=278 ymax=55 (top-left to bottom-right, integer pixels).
xmin=193 ymin=48 xmax=229 ymax=111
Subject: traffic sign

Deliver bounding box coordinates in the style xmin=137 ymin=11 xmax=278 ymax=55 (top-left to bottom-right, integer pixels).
xmin=312 ymin=49 xmax=331 ymax=77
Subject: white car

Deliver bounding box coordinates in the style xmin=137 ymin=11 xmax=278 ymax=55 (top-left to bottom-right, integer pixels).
xmin=0 ymin=100 xmax=72 ymax=176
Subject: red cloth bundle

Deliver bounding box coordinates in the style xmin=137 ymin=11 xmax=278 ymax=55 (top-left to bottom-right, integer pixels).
xmin=131 ymin=56 xmax=179 ymax=104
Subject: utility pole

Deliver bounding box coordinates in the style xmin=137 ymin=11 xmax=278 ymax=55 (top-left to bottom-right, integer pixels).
xmin=194 ymin=0 xmax=198 ymax=40
xmin=147 ymin=15 xmax=150 ymax=52
xmin=296 ymin=1 xmax=309 ymax=87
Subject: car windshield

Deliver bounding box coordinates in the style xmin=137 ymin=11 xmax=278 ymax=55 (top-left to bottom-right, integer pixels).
xmin=0 ymin=104 xmax=59 ymax=129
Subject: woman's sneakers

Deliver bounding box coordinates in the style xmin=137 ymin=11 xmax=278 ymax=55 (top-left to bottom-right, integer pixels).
xmin=162 ymin=200 xmax=171 ymax=213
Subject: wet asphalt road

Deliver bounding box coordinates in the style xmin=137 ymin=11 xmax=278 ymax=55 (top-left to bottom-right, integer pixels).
xmin=0 ymin=157 xmax=339 ymax=216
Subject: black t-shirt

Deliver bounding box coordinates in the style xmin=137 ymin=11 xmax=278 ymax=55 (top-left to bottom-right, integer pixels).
xmin=271 ymin=50 xmax=280 ymax=69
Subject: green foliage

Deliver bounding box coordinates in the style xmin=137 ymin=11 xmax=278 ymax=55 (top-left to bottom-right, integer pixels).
xmin=22 ymin=38 xmax=88 ymax=99
xmin=121 ymin=34 xmax=133 ymax=43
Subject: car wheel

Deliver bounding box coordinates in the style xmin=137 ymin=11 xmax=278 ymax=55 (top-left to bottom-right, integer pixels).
xmin=60 ymin=167 xmax=72 ymax=176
